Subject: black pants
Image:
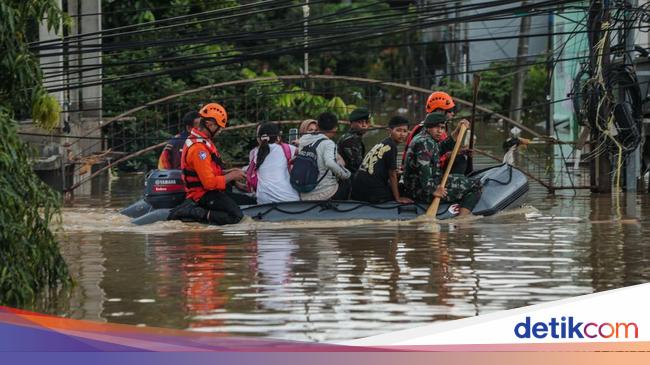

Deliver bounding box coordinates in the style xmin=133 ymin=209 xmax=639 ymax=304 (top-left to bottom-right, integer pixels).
xmin=224 ymin=189 xmax=257 ymax=205
xmin=198 ymin=191 xmax=245 ymax=225
xmin=332 ymin=179 xmax=351 ymax=200
xmin=351 ymin=185 xmax=392 ymax=203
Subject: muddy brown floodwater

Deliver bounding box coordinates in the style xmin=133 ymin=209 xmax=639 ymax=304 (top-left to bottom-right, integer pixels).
xmin=48 ymin=129 xmax=650 ymax=343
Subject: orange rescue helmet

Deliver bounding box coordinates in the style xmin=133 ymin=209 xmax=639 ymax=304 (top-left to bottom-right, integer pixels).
xmin=426 ymin=91 xmax=455 ymax=113
xmin=199 ymin=103 xmax=228 ymax=128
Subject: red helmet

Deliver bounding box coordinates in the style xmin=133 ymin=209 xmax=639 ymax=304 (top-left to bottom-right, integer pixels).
xmin=426 ymin=91 xmax=455 ymax=113
xmin=199 ymin=103 xmax=228 ymax=128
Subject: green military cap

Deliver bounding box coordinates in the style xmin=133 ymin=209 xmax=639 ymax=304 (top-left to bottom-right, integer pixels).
xmin=349 ymin=107 xmax=370 ymax=122
xmin=388 ymin=115 xmax=410 ymax=128
xmin=422 ymin=112 xmax=446 ymax=128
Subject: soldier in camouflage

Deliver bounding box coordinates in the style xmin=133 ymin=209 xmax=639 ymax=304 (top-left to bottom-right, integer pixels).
xmin=403 ymin=113 xmax=481 ymax=217
xmin=338 ymin=107 xmax=371 ymax=174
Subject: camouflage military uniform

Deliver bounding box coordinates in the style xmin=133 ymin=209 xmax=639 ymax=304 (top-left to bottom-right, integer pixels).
xmin=338 ymin=130 xmax=365 ymax=174
xmin=403 ymin=130 xmax=481 ymax=208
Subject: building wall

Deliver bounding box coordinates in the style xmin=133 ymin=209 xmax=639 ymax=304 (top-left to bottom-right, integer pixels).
xmin=466 ymin=0 xmax=549 ymax=73
xmin=21 ymin=0 xmax=103 ymax=192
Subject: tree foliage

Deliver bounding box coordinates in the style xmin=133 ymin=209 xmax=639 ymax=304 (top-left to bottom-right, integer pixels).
xmin=101 ymin=1 xmax=402 ymax=169
xmin=0 ymin=0 xmax=70 ymax=306
xmin=0 ymin=0 xmax=68 ymax=129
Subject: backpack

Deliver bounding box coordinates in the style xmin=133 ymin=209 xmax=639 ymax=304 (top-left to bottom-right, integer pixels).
xmin=246 ymin=143 xmax=293 ymax=193
xmin=289 ymin=138 xmax=329 ymax=193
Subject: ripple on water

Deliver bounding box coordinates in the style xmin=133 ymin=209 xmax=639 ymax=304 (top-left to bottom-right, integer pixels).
xmin=52 ymin=184 xmax=650 ymax=342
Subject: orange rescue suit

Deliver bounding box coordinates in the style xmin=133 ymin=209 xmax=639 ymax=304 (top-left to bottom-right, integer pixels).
xmin=180 ymin=128 xmax=226 ymax=201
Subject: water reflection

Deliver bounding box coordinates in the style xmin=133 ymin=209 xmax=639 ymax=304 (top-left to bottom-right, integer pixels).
xmin=255 ymin=231 xmax=298 ymax=310
xmin=52 ymin=174 xmax=650 ymax=342
xmin=57 ymin=233 xmax=106 ymax=321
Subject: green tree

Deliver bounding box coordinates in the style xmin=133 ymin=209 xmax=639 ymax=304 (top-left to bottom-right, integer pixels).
xmin=101 ymin=0 xmax=242 ymax=169
xmin=0 ymin=0 xmax=70 ymax=306
xmin=98 ymin=1 xmax=429 ymax=166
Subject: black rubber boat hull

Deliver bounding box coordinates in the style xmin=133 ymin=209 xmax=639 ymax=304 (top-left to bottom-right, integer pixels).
xmin=121 ymin=198 xmax=154 ymax=218
xmin=129 ymin=201 xmax=455 ymax=225
xmin=122 ymin=164 xmax=528 ymax=225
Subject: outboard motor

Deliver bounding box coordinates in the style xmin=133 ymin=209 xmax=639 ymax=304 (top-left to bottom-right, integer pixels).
xmin=144 ymin=169 xmax=186 ymax=209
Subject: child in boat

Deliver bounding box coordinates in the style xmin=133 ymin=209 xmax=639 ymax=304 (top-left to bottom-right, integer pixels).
xmin=247 ymin=123 xmax=299 ymax=204
xmin=402 ymin=113 xmax=481 ymax=217
xmin=351 ymin=116 xmax=414 ymax=204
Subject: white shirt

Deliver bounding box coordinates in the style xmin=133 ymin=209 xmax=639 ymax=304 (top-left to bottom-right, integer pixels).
xmin=250 ymin=144 xmax=300 ymax=204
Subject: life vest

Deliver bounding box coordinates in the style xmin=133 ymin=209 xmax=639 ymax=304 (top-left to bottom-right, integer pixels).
xmin=438 ymin=151 xmax=451 ymax=169
xmin=180 ymin=129 xmax=225 ymax=201
xmin=167 ymin=131 xmax=189 ymax=170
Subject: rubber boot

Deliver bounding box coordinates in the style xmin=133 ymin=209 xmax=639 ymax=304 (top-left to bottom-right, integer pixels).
xmin=205 ymin=209 xmax=243 ymax=225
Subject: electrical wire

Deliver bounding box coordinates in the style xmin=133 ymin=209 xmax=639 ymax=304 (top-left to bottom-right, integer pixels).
xmin=36 ymin=0 xmax=585 ymax=92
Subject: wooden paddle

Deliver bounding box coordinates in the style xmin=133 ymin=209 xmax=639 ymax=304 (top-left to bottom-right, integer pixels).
xmin=425 ymin=124 xmax=468 ymax=217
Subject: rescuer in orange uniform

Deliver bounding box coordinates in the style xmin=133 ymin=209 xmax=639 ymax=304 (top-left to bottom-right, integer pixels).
xmin=168 ymin=102 xmax=248 ymax=225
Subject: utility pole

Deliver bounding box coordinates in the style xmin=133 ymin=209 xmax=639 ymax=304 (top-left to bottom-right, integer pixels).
xmin=625 ymin=0 xmax=640 ymax=191
xmin=598 ymin=1 xmax=613 ymax=193
xmin=66 ymin=0 xmax=102 ymax=194
xmin=446 ymin=1 xmax=462 ymax=83
xmin=303 ymin=0 xmax=309 ymax=75
xmin=546 ymin=12 xmax=553 ymax=136
xmin=446 ymin=22 xmax=454 ymax=82
xmin=455 ymin=0 xmax=463 ymax=83
xmin=588 ymin=0 xmax=612 ymax=193
xmin=418 ymin=0 xmax=429 ymax=88
xmin=509 ymin=0 xmax=531 ymax=123
xmin=464 ymin=19 xmax=470 ymax=84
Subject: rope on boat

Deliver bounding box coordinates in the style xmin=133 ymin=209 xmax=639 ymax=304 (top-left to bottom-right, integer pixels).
xmin=244 ymin=200 xmax=428 ymax=220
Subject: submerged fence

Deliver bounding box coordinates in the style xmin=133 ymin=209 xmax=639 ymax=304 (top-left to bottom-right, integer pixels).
xmin=65 ymin=75 xmax=586 ymax=193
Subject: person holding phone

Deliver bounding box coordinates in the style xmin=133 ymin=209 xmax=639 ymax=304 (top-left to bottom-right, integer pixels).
xmin=288 ymin=128 xmax=299 ymax=145
xmin=294 ymin=119 xmax=318 ymax=146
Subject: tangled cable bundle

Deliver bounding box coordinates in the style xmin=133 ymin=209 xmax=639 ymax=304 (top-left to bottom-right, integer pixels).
xmin=606 ymin=63 xmax=643 ymax=154
xmin=572 ymin=4 xmax=647 ymax=162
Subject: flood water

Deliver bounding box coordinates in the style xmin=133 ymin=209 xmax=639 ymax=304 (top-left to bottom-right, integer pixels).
xmin=47 ymin=169 xmax=650 ymax=343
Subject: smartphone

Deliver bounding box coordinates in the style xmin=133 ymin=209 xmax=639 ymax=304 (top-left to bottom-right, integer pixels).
xmin=288 ymin=128 xmax=298 ymax=144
